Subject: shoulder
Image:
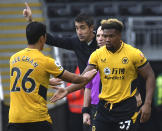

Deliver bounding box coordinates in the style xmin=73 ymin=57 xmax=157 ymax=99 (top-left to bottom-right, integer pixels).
xmin=34 ymin=51 xmax=52 ymax=64
xmin=69 ymin=35 xmax=81 ymax=46
xmin=10 ymin=49 xmax=24 ymax=60
xmin=123 ymin=42 xmax=142 ymax=55
xmin=95 ymin=46 xmax=106 ymax=53
xmin=71 ymin=35 xmax=79 ymax=41
xmin=90 ymin=46 xmax=105 ymax=59
xmin=124 ymin=43 xmax=136 ymax=50
xmin=42 ymin=55 xmax=53 ymax=62
xmin=123 ymin=42 xmax=147 ymax=65
xmin=41 ymin=55 xmax=56 ymax=69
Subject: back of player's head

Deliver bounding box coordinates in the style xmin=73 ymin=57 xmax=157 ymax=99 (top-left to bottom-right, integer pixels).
xmin=101 ymin=18 xmax=124 ymax=33
xmin=75 ymin=12 xmax=94 ymax=27
xmin=26 ymin=21 xmax=46 ymax=45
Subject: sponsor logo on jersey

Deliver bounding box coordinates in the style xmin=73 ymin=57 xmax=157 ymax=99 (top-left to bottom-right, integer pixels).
xmin=104 ymin=68 xmax=125 ymax=80
xmin=105 ymin=75 xmax=125 ymax=80
xmin=104 ymin=67 xmax=111 ymax=75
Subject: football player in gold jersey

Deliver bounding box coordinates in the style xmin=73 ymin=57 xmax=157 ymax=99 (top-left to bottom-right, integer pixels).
xmin=50 ymin=18 xmax=156 ymax=131
xmin=8 ymin=22 xmax=96 ymax=131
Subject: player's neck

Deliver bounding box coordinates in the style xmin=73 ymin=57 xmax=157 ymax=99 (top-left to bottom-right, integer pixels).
xmin=27 ymin=42 xmax=42 ymax=51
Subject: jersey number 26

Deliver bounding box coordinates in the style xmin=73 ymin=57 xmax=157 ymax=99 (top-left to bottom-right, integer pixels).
xmin=11 ymin=67 xmax=36 ymax=93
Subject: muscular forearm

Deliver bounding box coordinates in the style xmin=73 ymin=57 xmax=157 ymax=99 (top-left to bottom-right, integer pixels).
xmin=139 ymin=63 xmax=156 ymax=105
xmin=66 ymin=83 xmax=86 ymax=93
xmin=65 ymin=66 xmax=97 ymax=94
xmin=144 ymin=73 xmax=156 ymax=105
xmin=61 ymin=72 xmax=87 ymax=84
xmin=83 ymin=88 xmax=91 ymax=107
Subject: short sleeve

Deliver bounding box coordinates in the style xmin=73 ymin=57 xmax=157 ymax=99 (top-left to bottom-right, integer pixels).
xmin=45 ymin=57 xmax=64 ymax=77
xmin=133 ymin=49 xmax=147 ymax=69
xmin=85 ymin=80 xmax=93 ymax=89
xmin=88 ymin=51 xmax=98 ymax=66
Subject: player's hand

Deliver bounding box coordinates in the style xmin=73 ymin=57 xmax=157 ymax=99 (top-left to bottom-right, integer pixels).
xmin=49 ymin=78 xmax=63 ymax=86
xmin=50 ymin=86 xmax=68 ymax=103
xmin=83 ymin=113 xmax=91 ymax=125
xmin=139 ymin=103 xmax=151 ymax=123
xmin=83 ymin=69 xmax=97 ymax=82
xmin=23 ymin=2 xmax=32 ymax=22
xmin=135 ymin=93 xmax=142 ymax=107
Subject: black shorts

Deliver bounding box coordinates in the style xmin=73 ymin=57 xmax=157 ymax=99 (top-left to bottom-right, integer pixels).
xmin=92 ymin=97 xmax=140 ymax=131
xmin=90 ymin=104 xmax=97 ymax=126
xmin=8 ymin=121 xmax=53 ymax=131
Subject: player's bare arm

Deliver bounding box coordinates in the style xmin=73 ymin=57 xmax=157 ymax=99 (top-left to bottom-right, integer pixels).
xmin=59 ymin=69 xmax=97 ymax=84
xmin=83 ymin=88 xmax=91 ymax=107
xmin=50 ymin=65 xmax=96 ymax=103
xmin=49 ymin=78 xmax=63 ymax=86
xmin=83 ymin=88 xmax=91 ymax=125
xmin=65 ymin=65 xmax=97 ymax=93
xmin=138 ymin=62 xmax=156 ymax=123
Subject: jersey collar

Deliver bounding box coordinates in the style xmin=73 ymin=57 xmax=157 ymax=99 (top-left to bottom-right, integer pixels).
xmin=25 ymin=48 xmax=39 ymax=51
xmin=106 ymin=41 xmax=124 ymax=54
xmin=116 ymin=41 xmax=124 ymax=53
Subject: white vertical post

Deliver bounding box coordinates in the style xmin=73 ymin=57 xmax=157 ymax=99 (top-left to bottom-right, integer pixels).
xmin=126 ymin=17 xmax=135 ymax=46
xmin=0 ymin=72 xmax=3 ymax=131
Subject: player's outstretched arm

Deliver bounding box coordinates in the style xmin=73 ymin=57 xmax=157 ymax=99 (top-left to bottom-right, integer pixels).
xmin=83 ymin=88 xmax=91 ymax=125
xmin=59 ymin=68 xmax=97 ymax=84
xmin=138 ymin=62 xmax=155 ymax=123
xmin=50 ymin=65 xmax=96 ymax=102
xmin=23 ymin=2 xmax=33 ymax=22
xmin=49 ymin=78 xmax=63 ymax=86
xmin=50 ymin=86 xmax=68 ymax=102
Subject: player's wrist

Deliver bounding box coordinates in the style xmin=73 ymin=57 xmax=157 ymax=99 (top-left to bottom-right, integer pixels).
xmin=28 ymin=16 xmax=33 ymax=22
xmin=82 ymin=107 xmax=90 ymax=114
xmin=144 ymin=102 xmax=151 ymax=106
xmin=144 ymin=99 xmax=152 ymax=106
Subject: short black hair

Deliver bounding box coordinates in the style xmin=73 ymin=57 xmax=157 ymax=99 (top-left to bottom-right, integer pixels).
xmin=26 ymin=21 xmax=46 ymax=45
xmin=74 ymin=12 xmax=94 ymax=27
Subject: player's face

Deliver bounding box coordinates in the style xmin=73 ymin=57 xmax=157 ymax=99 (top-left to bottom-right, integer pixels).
xmin=75 ymin=21 xmax=93 ymax=42
xmin=103 ymin=29 xmax=121 ymax=52
xmin=96 ymin=27 xmax=106 ymax=48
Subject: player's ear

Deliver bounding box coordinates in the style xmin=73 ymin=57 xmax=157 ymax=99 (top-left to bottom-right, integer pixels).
xmin=39 ymin=35 xmax=46 ymax=43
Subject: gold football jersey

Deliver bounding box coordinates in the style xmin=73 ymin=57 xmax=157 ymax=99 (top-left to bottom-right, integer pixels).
xmin=9 ymin=48 xmax=64 ymax=123
xmin=89 ymin=42 xmax=147 ymax=103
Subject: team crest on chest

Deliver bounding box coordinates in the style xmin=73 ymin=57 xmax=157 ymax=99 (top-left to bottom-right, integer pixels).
xmin=122 ymin=57 xmax=129 ymax=64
